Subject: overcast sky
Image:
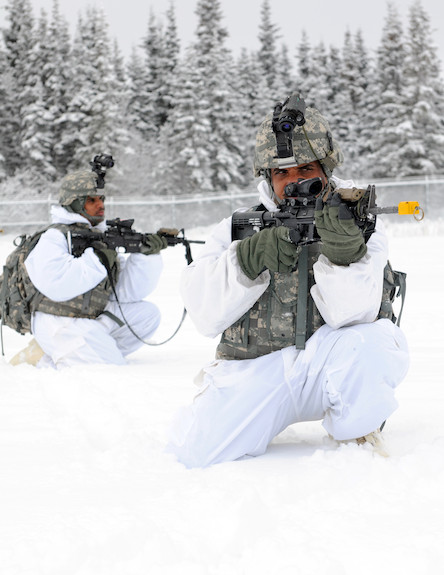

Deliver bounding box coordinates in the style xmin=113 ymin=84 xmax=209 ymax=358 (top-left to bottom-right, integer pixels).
xmin=1 ymin=0 xmax=443 ymax=71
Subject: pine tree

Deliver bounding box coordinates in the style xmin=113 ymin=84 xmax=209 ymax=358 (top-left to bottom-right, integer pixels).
xmin=274 ymin=43 xmax=297 ymax=100
xmin=301 ymin=41 xmax=329 ymax=111
xmin=124 ymin=3 xmax=181 ymax=193
xmin=162 ymin=2 xmax=181 ymax=124
xmin=397 ymin=0 xmax=444 ymax=176
xmin=195 ymin=0 xmax=245 ymax=190
xmin=294 ymin=30 xmax=312 ymax=100
xmin=141 ymin=10 xmax=166 ymax=138
xmin=0 ymin=50 xmax=16 ymax=178
xmin=153 ymin=50 xmax=212 ymax=196
xmin=235 ymin=48 xmax=272 ymax=179
xmin=154 ymin=0 xmax=244 ymax=194
xmin=19 ymin=9 xmax=56 ymax=181
xmin=109 ymin=39 xmax=131 ymax=158
xmin=364 ymin=2 xmax=407 ymax=178
xmin=62 ymin=6 xmax=122 ymax=171
xmin=334 ymin=29 xmax=371 ymax=174
xmin=1 ymin=0 xmax=36 ymax=174
xmin=349 ymin=30 xmax=373 ymax=176
xmin=126 ymin=46 xmax=153 ymax=137
xmin=325 ymin=45 xmax=343 ymax=112
xmin=142 ymin=3 xmax=180 ymax=133
xmin=129 ymin=5 xmax=180 ymax=144
xmin=257 ymin=0 xmax=280 ymax=99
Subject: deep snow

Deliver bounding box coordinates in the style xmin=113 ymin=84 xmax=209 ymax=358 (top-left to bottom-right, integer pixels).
xmin=0 ymin=217 xmax=443 ymax=575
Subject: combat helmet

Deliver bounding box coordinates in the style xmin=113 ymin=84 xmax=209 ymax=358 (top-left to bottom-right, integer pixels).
xmin=59 ymin=169 xmax=104 ymax=225
xmin=254 ymin=94 xmax=344 ymax=185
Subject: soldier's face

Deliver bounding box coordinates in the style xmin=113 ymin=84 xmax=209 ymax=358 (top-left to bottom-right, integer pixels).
xmin=84 ymin=195 xmax=105 ymax=222
xmin=271 ymin=161 xmax=327 ymax=201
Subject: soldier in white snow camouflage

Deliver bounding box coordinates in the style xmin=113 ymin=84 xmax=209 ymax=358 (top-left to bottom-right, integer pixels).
xmin=168 ymin=91 xmax=410 ymax=467
xmin=10 ymin=165 xmax=166 ymax=368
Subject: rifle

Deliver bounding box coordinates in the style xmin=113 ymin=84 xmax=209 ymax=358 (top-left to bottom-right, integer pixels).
xmin=67 ymin=218 xmax=205 ymax=264
xmin=232 ymin=178 xmax=424 ymax=245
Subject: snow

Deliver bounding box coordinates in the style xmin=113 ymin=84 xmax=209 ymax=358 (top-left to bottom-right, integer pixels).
xmin=1 ymin=218 xmax=444 ymax=574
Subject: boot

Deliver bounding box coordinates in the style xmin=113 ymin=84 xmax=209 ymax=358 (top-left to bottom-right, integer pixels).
xmin=356 ymin=429 xmax=389 ymax=458
xmin=10 ymin=338 xmax=45 ymax=366
xmin=330 ymin=428 xmax=389 ymax=457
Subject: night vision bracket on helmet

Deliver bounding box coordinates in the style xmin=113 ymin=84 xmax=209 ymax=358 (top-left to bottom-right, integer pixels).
xmin=253 ymin=93 xmax=344 ymax=181
xmin=272 ymin=93 xmax=306 ymax=169
xmin=90 ymin=154 xmax=114 ymax=190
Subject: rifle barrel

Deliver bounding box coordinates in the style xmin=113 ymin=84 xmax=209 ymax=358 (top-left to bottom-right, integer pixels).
xmin=369 ymin=206 xmax=399 ymax=215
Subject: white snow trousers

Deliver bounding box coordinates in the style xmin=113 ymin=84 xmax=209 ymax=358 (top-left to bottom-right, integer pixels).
xmin=168 ymin=319 xmax=409 ymax=468
xmin=33 ymin=300 xmax=161 ymax=368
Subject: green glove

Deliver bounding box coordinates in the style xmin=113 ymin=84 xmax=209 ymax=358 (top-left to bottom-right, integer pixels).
xmin=237 ymin=226 xmax=299 ymax=280
xmin=314 ymin=193 xmax=367 ymax=266
xmin=140 ymin=233 xmax=168 ymax=255
xmin=91 ymin=241 xmax=118 ymax=269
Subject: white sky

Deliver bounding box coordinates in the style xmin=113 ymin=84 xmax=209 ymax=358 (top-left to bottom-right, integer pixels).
xmin=1 ymin=0 xmax=443 ymax=71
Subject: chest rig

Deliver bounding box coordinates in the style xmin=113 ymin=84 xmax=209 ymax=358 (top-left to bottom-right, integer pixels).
xmin=30 ymin=223 xmax=119 ymax=320
xmin=216 ymin=240 xmax=324 ymax=360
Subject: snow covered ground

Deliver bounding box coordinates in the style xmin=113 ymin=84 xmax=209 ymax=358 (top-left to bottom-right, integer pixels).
xmin=1 ymin=217 xmax=443 ymax=575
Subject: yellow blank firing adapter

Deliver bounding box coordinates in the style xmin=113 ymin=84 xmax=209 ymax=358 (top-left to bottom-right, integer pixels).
xmin=398 ymin=201 xmax=424 ymax=220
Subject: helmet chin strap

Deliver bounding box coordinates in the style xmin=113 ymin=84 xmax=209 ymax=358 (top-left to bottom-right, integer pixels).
xmin=262 ymin=169 xmax=280 ymax=206
xmin=81 ymin=212 xmax=105 ymax=226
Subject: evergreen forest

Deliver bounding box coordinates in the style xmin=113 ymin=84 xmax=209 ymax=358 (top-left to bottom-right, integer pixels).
xmin=1 ymin=0 xmax=443 ymax=200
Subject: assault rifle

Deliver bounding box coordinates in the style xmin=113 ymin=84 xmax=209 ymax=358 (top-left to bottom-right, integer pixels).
xmin=232 ymin=177 xmax=424 ymax=245
xmin=67 ymin=218 xmax=205 ymax=264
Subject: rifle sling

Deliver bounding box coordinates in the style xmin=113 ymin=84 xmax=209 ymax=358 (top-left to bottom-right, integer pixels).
xmin=295 ymin=245 xmax=309 ymax=350
xmin=101 ymin=310 xmax=124 ymax=327
xmin=394 ymin=270 xmax=407 ymax=327
xmin=81 ymin=290 xmax=92 ymax=315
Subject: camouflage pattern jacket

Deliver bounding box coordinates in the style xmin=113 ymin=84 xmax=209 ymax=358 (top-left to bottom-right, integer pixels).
xmin=180 ymin=178 xmax=390 ymax=360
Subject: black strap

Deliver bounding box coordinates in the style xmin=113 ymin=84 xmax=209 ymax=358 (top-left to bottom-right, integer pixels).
xmin=96 ymin=247 xmax=187 ymax=346
xmin=394 ymin=270 xmax=407 ymax=327
xmin=101 ymin=310 xmax=124 ymax=327
xmin=1 ymin=267 xmax=9 ymax=356
xmin=81 ymin=290 xmax=92 ymax=315
xmin=295 ymin=246 xmax=309 ymax=350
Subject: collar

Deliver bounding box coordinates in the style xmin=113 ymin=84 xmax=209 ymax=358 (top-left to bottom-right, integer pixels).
xmin=50 ymin=205 xmax=108 ymax=231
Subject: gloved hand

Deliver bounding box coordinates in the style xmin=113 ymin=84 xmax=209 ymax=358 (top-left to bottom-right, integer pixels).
xmin=91 ymin=240 xmax=118 ymax=269
xmin=140 ymin=233 xmax=168 ymax=255
xmin=314 ymin=192 xmax=367 ymax=265
xmin=236 ymin=226 xmax=299 ymax=280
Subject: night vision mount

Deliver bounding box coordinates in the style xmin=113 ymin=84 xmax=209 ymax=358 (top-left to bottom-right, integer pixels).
xmin=90 ymin=153 xmax=115 ymax=189
xmin=272 ymin=92 xmax=306 ymax=169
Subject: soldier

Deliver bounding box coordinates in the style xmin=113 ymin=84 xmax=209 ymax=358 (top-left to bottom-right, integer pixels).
xmin=20 ymin=169 xmax=167 ymax=368
xmin=167 ymin=95 xmax=410 ymax=466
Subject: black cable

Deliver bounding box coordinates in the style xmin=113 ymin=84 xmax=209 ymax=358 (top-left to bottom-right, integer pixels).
xmin=97 ymin=248 xmax=188 ymax=347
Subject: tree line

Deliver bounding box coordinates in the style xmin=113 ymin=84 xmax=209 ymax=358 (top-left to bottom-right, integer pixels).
xmin=0 ymin=0 xmax=443 ymax=200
